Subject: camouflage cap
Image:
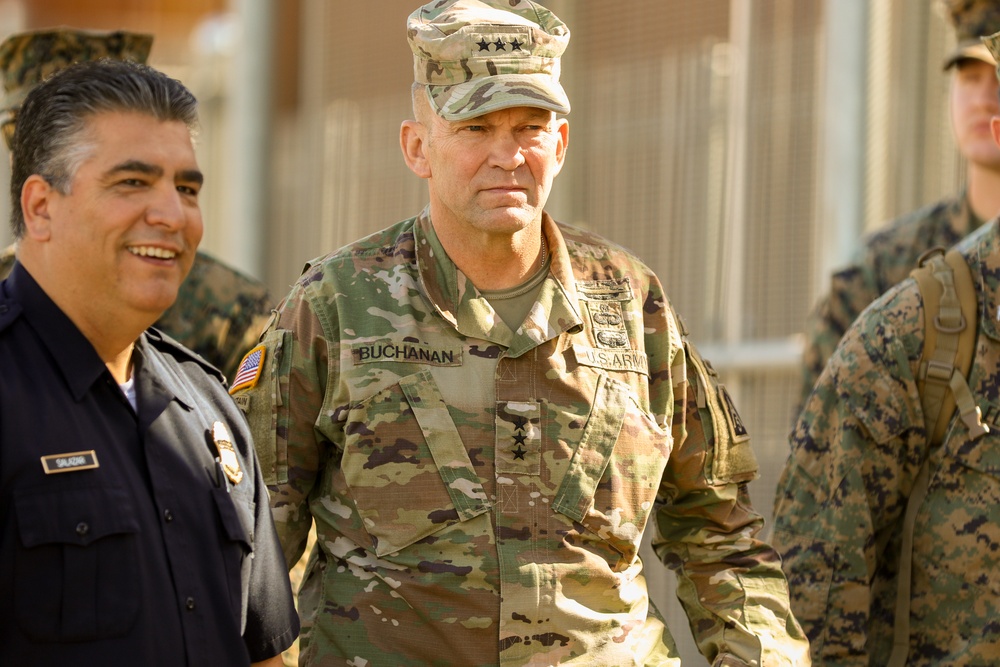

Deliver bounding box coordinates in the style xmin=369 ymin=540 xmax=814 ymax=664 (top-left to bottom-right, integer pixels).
xmin=407 ymin=0 xmax=570 ymax=121
xmin=942 ymin=0 xmax=1000 ymax=69
xmin=0 ymin=28 xmax=153 ymax=147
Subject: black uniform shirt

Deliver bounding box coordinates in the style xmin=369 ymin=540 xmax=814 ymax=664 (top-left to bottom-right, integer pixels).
xmin=0 ymin=264 xmax=298 ymax=666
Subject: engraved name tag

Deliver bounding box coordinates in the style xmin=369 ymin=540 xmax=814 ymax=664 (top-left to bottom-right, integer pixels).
xmin=41 ymin=450 xmax=100 ymax=474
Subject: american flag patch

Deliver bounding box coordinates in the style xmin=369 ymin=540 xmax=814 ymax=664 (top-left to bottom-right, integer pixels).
xmin=229 ymin=344 xmax=266 ymax=394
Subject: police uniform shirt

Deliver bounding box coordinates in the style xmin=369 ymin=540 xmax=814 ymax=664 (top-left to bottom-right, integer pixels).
xmin=0 ymin=263 xmax=299 ymax=666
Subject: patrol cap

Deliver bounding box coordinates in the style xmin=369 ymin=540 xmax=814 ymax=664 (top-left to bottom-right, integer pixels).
xmin=407 ymin=0 xmax=570 ymax=121
xmin=942 ymin=0 xmax=1000 ymax=69
xmin=0 ymin=28 xmax=153 ymax=147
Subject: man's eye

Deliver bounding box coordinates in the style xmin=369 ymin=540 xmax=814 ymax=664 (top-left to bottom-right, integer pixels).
xmin=177 ymin=185 xmax=200 ymax=196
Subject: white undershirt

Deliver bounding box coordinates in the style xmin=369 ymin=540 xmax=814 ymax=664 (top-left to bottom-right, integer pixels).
xmin=119 ymin=376 xmax=137 ymax=411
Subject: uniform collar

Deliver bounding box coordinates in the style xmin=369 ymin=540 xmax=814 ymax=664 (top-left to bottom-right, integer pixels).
xmin=5 ymin=263 xmax=110 ymax=402
xmin=972 ymin=219 xmax=1000 ymax=342
xmin=414 ymin=208 xmax=584 ymax=355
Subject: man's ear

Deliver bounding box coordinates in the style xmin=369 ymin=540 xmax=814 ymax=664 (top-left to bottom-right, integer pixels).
xmin=553 ymin=117 xmax=569 ymax=175
xmin=21 ymin=175 xmax=54 ymax=241
xmin=400 ymin=119 xmax=432 ymax=179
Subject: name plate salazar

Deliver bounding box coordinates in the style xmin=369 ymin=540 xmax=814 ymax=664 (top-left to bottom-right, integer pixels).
xmin=41 ymin=450 xmax=100 ymax=474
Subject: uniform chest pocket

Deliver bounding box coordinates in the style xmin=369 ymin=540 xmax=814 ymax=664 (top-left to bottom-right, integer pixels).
xmin=552 ymin=374 xmax=671 ymax=571
xmin=13 ymin=485 xmax=141 ymax=642
xmin=342 ymin=370 xmax=490 ymax=556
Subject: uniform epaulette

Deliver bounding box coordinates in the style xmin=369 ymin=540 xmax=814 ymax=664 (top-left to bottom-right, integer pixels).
xmin=145 ymin=326 xmax=225 ymax=382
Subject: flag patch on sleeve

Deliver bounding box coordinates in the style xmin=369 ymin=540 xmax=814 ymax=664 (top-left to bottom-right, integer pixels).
xmin=229 ymin=344 xmax=266 ymax=394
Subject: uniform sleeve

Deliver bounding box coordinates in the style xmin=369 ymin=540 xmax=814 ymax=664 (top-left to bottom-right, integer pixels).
xmin=773 ymin=285 xmax=925 ymax=665
xmin=233 ymin=276 xmax=332 ymax=571
xmin=652 ymin=340 xmax=810 ymax=667
xmin=798 ymin=261 xmax=882 ymax=417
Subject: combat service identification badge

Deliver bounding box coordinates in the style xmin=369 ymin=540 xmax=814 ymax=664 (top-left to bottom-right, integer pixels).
xmin=41 ymin=450 xmax=100 ymax=474
xmin=212 ymin=421 xmax=243 ymax=485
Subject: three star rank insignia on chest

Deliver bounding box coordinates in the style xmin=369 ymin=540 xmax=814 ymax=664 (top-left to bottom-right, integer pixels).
xmin=212 ymin=421 xmax=243 ymax=486
xmin=496 ymin=401 xmax=541 ymax=475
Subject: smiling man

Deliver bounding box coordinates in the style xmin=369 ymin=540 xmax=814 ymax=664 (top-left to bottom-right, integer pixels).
xmin=232 ymin=1 xmax=808 ymax=665
xmin=0 ymin=59 xmax=298 ymax=665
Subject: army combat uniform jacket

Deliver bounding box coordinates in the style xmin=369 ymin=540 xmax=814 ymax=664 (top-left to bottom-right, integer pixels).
xmin=237 ymin=209 xmax=809 ymax=666
xmin=799 ymin=193 xmax=980 ymax=410
xmin=773 ymin=220 xmax=1000 ymax=665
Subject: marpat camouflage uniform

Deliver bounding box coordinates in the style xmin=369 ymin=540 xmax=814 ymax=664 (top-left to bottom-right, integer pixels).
xmin=774 ymin=219 xmax=1000 ymax=665
xmin=799 ymin=193 xmax=980 ymax=408
xmin=798 ymin=0 xmax=1000 ymax=410
xmin=0 ymin=247 xmax=271 ymax=379
xmin=235 ymin=209 xmax=809 ymax=666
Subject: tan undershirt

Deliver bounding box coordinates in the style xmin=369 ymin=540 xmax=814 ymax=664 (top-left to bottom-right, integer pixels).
xmin=479 ymin=252 xmax=552 ymax=331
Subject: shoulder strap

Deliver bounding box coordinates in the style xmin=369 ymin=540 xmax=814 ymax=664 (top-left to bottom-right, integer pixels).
xmin=911 ymin=248 xmax=982 ymax=444
xmin=889 ymin=247 xmax=986 ymax=666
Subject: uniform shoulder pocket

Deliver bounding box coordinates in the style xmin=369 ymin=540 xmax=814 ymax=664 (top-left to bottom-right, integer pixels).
xmin=685 ymin=341 xmax=758 ymax=485
xmin=233 ymin=328 xmax=294 ymax=486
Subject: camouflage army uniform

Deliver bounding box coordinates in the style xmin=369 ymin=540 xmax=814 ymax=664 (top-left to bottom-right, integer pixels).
xmin=236 ymin=208 xmax=809 ymax=666
xmin=799 ymin=193 xmax=980 ymax=407
xmin=774 ymin=219 xmax=1000 ymax=665
xmin=0 ymin=247 xmax=271 ymax=379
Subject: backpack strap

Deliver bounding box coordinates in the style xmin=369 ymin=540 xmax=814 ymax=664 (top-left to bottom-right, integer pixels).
xmin=889 ymin=247 xmax=986 ymax=667
xmin=912 ymin=248 xmax=985 ymax=443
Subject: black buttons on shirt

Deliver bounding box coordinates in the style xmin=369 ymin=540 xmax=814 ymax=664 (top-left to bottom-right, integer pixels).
xmin=163 ymin=509 xmax=174 ymax=522
xmin=75 ymin=522 xmax=89 ymax=536
xmin=185 ymin=597 xmax=196 ymax=611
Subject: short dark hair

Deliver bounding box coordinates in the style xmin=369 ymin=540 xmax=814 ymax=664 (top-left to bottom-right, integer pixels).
xmin=9 ymin=58 xmax=198 ymax=239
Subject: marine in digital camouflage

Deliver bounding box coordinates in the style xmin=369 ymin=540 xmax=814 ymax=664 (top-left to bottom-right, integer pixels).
xmin=944 ymin=0 xmax=1000 ymax=67
xmin=0 ymin=28 xmax=273 ymax=379
xmin=774 ymin=219 xmax=1000 ymax=665
xmin=798 ymin=0 xmax=1000 ymax=413
xmin=799 ymin=194 xmax=980 ymax=409
xmin=235 ymin=207 xmax=809 ymax=667
xmin=0 ymin=28 xmax=153 ymax=146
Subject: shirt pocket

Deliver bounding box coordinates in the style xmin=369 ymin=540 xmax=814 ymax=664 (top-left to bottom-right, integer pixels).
xmin=212 ymin=488 xmax=255 ymax=625
xmin=342 ymin=369 xmax=490 ymax=556
xmin=13 ymin=485 xmax=141 ymax=642
xmin=552 ymin=373 xmax=671 ymax=571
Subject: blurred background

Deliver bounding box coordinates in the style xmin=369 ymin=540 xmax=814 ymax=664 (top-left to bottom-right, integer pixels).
xmin=0 ymin=0 xmax=964 ymax=663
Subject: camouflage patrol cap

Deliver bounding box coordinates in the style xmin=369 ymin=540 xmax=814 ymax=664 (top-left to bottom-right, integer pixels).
xmin=942 ymin=0 xmax=1000 ymax=69
xmin=407 ymin=0 xmax=570 ymax=121
xmin=0 ymin=28 xmax=153 ymax=147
